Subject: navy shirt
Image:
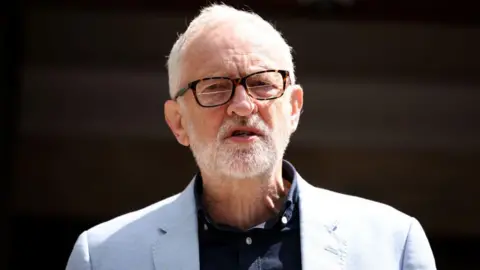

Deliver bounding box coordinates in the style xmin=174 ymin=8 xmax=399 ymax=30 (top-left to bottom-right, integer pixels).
xmin=194 ymin=160 xmax=302 ymax=270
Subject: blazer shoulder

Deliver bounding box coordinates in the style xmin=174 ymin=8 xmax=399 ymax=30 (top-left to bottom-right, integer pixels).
xmin=302 ymin=183 xmax=435 ymax=268
xmin=312 ymin=185 xmax=414 ymax=229
xmin=308 ymin=185 xmax=420 ymax=257
xmin=84 ymin=193 xmax=181 ymax=245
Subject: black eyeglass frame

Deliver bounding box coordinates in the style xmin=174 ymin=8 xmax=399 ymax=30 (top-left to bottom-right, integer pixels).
xmin=173 ymin=69 xmax=290 ymax=108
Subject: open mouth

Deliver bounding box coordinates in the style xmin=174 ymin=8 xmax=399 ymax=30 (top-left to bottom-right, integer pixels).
xmin=228 ymin=128 xmax=262 ymax=138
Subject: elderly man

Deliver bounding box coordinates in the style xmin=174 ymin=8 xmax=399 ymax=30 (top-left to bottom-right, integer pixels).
xmin=66 ymin=4 xmax=436 ymax=270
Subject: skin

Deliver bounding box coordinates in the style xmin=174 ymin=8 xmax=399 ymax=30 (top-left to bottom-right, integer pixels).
xmin=165 ymin=21 xmax=304 ymax=230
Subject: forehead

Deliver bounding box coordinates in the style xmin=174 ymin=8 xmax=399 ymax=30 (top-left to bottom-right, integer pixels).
xmin=180 ymin=23 xmax=288 ymax=80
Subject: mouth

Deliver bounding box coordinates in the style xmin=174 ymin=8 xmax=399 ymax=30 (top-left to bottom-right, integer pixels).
xmin=227 ymin=128 xmax=263 ymax=139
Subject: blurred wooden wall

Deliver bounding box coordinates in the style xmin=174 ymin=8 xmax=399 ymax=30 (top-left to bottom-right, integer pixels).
xmin=11 ymin=9 xmax=480 ymax=239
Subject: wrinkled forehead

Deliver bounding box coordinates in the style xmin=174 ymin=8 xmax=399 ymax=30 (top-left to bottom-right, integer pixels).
xmin=180 ymin=22 xmax=289 ymax=79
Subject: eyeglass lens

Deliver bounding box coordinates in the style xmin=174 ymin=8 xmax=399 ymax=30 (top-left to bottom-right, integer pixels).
xmin=195 ymin=71 xmax=284 ymax=106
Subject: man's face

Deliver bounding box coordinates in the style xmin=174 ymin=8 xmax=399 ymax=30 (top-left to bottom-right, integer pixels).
xmin=165 ymin=23 xmax=303 ymax=179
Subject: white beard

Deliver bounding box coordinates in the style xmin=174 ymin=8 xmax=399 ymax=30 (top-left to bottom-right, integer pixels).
xmin=188 ymin=114 xmax=291 ymax=180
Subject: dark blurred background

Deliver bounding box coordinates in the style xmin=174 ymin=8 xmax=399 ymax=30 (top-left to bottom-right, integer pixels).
xmin=3 ymin=0 xmax=480 ymax=269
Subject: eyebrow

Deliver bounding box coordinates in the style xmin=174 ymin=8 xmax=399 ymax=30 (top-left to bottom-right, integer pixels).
xmin=203 ymin=66 xmax=277 ymax=79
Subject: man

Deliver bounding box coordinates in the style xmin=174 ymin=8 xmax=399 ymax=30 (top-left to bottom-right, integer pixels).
xmin=66 ymin=4 xmax=436 ymax=270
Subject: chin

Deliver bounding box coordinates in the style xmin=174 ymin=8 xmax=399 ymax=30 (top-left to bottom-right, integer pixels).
xmin=191 ymin=137 xmax=286 ymax=179
xmin=217 ymin=149 xmax=276 ymax=179
xmin=220 ymin=164 xmax=268 ymax=180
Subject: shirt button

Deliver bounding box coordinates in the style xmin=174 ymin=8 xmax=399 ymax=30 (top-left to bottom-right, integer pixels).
xmin=203 ymin=224 xmax=208 ymax=231
xmin=281 ymin=216 xmax=288 ymax=225
xmin=245 ymin=237 xmax=252 ymax=245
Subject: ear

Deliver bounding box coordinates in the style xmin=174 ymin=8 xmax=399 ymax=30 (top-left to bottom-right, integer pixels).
xmin=164 ymin=100 xmax=190 ymax=146
xmin=289 ymin=85 xmax=304 ymax=133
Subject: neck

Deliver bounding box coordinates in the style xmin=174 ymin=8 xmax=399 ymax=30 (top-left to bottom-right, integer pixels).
xmin=200 ymin=164 xmax=288 ymax=231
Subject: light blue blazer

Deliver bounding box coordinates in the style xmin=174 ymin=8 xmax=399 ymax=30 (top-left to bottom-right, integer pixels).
xmin=66 ymin=174 xmax=436 ymax=270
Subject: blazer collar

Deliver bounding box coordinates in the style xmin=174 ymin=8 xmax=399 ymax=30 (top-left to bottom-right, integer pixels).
xmin=152 ymin=174 xmax=347 ymax=270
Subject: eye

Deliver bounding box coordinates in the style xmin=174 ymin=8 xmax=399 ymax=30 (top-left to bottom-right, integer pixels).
xmin=198 ymin=79 xmax=232 ymax=93
xmin=248 ymin=79 xmax=270 ymax=87
xmin=246 ymin=72 xmax=283 ymax=90
xmin=204 ymin=84 xmax=221 ymax=91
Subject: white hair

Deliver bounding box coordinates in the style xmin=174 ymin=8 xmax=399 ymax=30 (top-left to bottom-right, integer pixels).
xmin=166 ymin=3 xmax=296 ymax=99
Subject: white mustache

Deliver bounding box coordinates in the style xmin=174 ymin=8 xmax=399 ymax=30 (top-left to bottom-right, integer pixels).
xmin=217 ymin=115 xmax=270 ymax=140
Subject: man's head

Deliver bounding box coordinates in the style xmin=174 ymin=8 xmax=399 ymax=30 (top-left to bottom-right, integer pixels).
xmin=164 ymin=4 xmax=303 ymax=180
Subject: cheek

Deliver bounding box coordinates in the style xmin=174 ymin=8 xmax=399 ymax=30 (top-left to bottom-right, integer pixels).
xmin=258 ymin=101 xmax=291 ymax=130
xmin=188 ymin=108 xmax=224 ymax=140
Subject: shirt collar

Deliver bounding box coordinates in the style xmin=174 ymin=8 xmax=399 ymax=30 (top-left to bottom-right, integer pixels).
xmin=193 ymin=160 xmax=299 ymax=230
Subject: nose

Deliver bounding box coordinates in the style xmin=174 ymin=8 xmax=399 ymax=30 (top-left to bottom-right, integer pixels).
xmin=226 ymin=84 xmax=257 ymax=117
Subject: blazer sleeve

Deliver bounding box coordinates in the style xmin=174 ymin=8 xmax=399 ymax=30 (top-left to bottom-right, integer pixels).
xmin=401 ymin=218 xmax=437 ymax=270
xmin=66 ymin=231 xmax=93 ymax=270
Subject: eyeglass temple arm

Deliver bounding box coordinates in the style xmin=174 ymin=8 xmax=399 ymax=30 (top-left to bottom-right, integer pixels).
xmin=174 ymin=87 xmax=189 ymax=100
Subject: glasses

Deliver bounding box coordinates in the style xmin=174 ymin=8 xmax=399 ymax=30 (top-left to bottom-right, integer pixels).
xmin=174 ymin=69 xmax=290 ymax=108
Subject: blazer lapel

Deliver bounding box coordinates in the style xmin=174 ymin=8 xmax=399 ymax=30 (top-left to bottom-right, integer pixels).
xmin=150 ymin=175 xmax=348 ymax=270
xmin=298 ymin=177 xmax=347 ymax=270
xmin=151 ymin=180 xmax=200 ymax=270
